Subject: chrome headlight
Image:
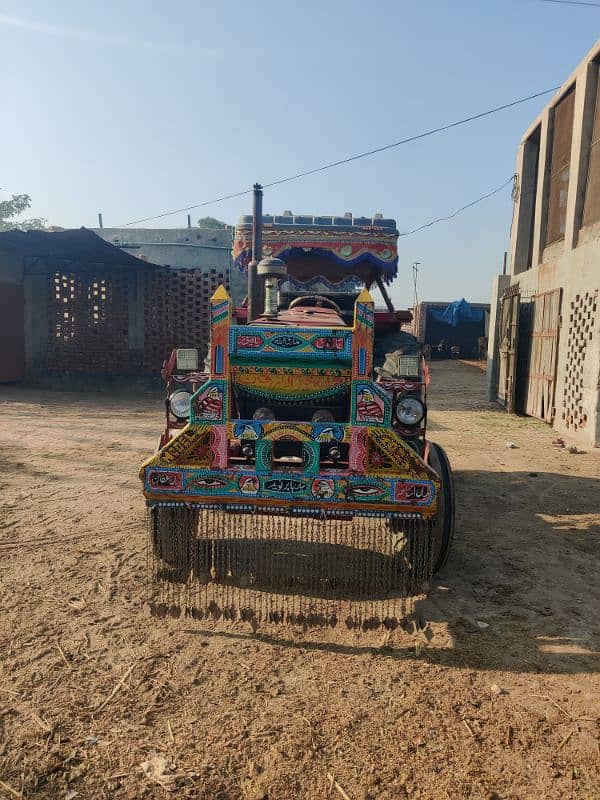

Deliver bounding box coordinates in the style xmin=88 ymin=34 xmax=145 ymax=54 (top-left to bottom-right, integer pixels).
xmin=395 ymin=396 xmax=425 ymax=426
xmin=169 ymin=389 xmax=192 ymax=421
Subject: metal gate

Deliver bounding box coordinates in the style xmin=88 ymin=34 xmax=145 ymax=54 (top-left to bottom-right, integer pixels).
xmin=525 ymin=288 xmax=562 ymax=422
xmin=497 ymin=288 xmax=520 ymax=412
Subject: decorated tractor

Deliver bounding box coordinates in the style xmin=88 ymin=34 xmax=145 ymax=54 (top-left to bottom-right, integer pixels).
xmin=140 ymin=210 xmax=454 ymax=627
xmin=232 ymin=210 xmax=415 ymax=368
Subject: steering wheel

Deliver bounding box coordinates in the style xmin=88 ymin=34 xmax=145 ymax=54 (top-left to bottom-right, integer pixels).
xmin=288 ymin=295 xmax=343 ymax=315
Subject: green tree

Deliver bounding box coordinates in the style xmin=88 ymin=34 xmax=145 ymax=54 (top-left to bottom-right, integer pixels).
xmin=197 ymin=216 xmax=226 ymax=229
xmin=0 ymin=191 xmax=47 ymax=232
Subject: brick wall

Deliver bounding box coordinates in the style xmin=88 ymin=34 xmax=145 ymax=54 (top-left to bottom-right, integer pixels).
xmin=39 ymin=266 xmax=232 ymax=376
xmin=45 ymin=271 xmax=132 ymax=373
xmin=143 ymin=267 xmax=229 ymax=372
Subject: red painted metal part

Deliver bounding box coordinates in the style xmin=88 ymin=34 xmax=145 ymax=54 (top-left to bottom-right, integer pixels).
xmin=159 ymin=349 xmax=209 ymax=447
xmin=252 ymin=306 xmax=346 ymax=328
xmin=235 ymin=305 xmax=411 ymax=330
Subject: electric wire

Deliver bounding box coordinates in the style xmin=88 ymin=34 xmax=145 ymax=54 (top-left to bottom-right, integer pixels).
xmin=399 ymin=175 xmax=516 ymax=237
xmin=118 ymin=86 xmax=559 ymax=227
xmin=539 ymin=0 xmax=600 ymax=7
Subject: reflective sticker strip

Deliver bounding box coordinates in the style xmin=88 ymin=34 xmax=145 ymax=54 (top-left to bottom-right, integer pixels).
xmin=359 ymin=347 xmax=366 ymax=376
xmin=214 ymin=345 xmax=223 ymax=375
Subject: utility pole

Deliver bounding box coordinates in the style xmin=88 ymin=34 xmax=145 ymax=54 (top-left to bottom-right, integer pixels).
xmin=412 ymin=261 xmax=420 ymax=309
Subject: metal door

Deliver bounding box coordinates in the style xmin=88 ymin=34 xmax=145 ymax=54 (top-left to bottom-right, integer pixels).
xmin=0 ymin=283 xmax=25 ymax=382
xmin=525 ymin=288 xmax=562 ymax=422
xmin=497 ymin=289 xmax=520 ymax=412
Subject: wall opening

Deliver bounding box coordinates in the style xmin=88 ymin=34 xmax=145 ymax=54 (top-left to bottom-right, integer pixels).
xmin=47 ymin=272 xmax=130 ymax=373
xmin=543 ymin=85 xmax=576 ymax=248
xmin=514 ymin=125 xmax=541 ymax=273
xmin=581 ymin=61 xmax=600 ymax=228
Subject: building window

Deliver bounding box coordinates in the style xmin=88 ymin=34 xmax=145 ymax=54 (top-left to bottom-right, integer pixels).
xmin=544 ymin=86 xmax=575 ymax=247
xmin=582 ymin=63 xmax=600 ymax=227
xmin=514 ymin=126 xmax=540 ymax=273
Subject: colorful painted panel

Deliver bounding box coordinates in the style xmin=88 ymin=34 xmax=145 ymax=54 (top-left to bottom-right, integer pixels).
xmin=230 ymin=326 xmax=352 ymax=361
xmin=147 ymin=469 xmax=184 ymax=492
xmin=352 ymin=382 xmax=392 ymax=426
xmin=232 ymin=220 xmax=399 ymax=280
xmin=144 ymin=424 xmax=212 ymax=468
xmin=377 ymin=378 xmax=425 ymax=393
xmin=352 ymin=289 xmax=374 ymax=380
xmin=190 ymin=380 xmax=227 ymax=424
xmin=232 ymin=366 xmax=349 ymax=402
xmin=349 ymin=427 xmax=368 ymax=473
xmin=210 ymin=425 xmax=228 ymax=469
xmin=394 ymin=480 xmax=435 ymax=507
xmin=232 ymin=420 xmax=349 ymax=444
xmin=144 ymin=466 xmax=434 ymax=508
xmin=367 ymin=428 xmax=432 ymax=479
xmin=253 ymin=438 xmax=320 ymax=476
xmin=209 ymin=286 xmax=231 ymax=378
xmin=254 ymin=439 xmax=273 ymax=474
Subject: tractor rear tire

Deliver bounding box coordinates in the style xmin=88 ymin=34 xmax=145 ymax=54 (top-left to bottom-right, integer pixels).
xmin=428 ymin=442 xmax=455 ymax=573
xmin=151 ymin=507 xmax=194 ymax=582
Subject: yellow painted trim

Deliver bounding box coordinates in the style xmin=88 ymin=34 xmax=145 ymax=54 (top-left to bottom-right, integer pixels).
xmin=211 ymin=284 xmax=230 ymax=302
xmin=356 ymin=288 xmax=374 ymax=305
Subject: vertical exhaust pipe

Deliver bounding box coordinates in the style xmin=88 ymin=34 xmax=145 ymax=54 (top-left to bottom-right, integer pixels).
xmin=248 ymin=183 xmax=263 ymax=322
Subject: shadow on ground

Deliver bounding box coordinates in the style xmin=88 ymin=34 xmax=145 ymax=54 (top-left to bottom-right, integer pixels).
xmin=177 ymin=469 xmax=599 ymax=675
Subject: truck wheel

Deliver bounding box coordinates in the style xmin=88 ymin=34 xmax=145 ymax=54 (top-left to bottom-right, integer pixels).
xmin=428 ymin=443 xmax=455 ymax=572
xmin=151 ymin=506 xmax=194 ymax=582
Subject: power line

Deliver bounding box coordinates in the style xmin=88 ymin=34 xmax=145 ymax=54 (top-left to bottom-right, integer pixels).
xmin=118 ymin=86 xmax=558 ymax=227
xmin=399 ymin=175 xmax=516 ymax=237
xmin=119 ymin=187 xmax=254 ymax=227
xmin=539 ymin=0 xmax=600 ymax=6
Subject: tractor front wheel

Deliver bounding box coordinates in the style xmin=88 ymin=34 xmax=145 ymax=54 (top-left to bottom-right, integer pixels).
xmin=428 ymin=442 xmax=455 ymax=573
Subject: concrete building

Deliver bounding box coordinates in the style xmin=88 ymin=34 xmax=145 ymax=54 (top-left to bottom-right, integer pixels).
xmin=93 ymin=226 xmax=244 ymax=304
xmin=0 ymin=228 xmax=159 ymax=383
xmin=0 ymin=228 xmax=231 ymax=383
xmin=488 ymin=41 xmax=600 ymax=447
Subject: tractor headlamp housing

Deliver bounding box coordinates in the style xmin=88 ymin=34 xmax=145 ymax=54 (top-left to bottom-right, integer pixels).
xmin=394 ymin=396 xmax=425 ymax=427
xmin=168 ymin=389 xmax=192 ymax=421
xmin=395 ymin=355 xmax=421 ymax=378
xmin=175 ymin=348 xmax=198 ymax=370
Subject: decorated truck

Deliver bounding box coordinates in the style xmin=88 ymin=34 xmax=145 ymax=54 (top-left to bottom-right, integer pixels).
xmin=141 ymin=207 xmax=454 ymax=628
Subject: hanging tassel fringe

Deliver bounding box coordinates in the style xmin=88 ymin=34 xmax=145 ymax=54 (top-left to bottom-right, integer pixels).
xmin=147 ymin=505 xmax=433 ymax=630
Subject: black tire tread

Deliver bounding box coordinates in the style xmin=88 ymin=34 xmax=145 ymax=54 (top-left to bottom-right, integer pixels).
xmin=428 ymin=442 xmax=455 ymax=573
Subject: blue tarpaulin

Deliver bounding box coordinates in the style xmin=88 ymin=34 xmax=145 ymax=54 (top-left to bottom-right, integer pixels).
xmin=429 ymin=298 xmax=485 ymax=327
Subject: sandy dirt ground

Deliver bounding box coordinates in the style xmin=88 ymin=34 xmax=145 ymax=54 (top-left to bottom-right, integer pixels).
xmin=0 ymin=361 xmax=599 ymax=800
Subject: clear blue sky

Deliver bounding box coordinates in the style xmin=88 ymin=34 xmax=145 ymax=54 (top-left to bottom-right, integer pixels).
xmin=2 ymin=1 xmax=597 ymax=307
